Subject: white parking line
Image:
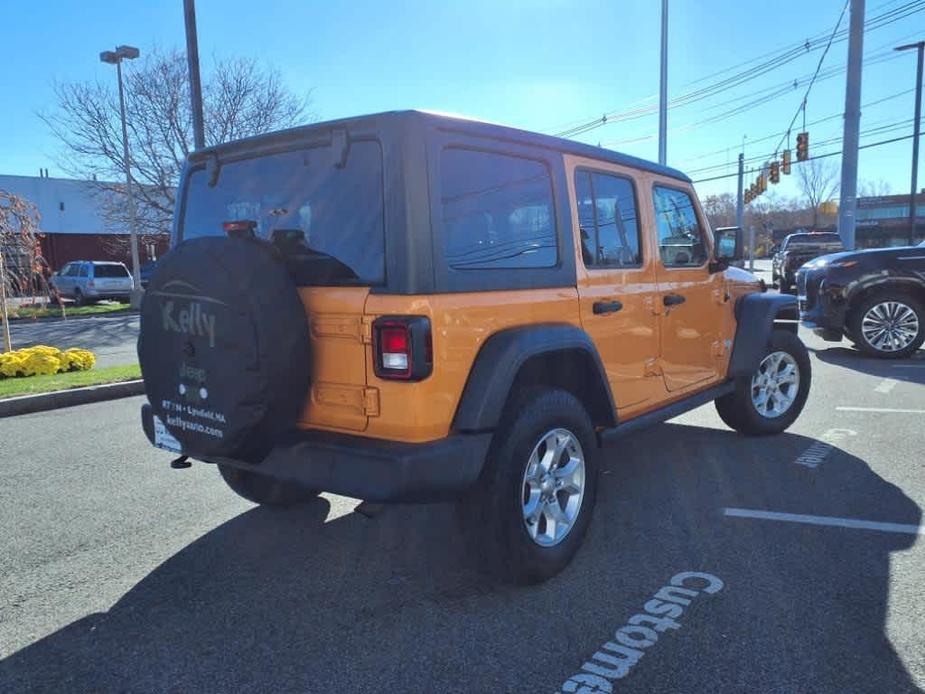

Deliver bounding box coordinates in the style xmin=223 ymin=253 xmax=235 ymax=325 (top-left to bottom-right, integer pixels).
xmin=723 ymin=508 xmax=924 ymax=535
xmin=836 ymin=406 xmax=925 ymax=414
xmin=874 ymin=378 xmax=898 ymax=394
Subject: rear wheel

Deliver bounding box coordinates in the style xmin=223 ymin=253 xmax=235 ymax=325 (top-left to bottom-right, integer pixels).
xmin=73 ymin=289 xmax=85 ymax=307
xmin=218 ymin=464 xmax=318 ymax=505
xmin=849 ymin=292 xmax=924 ymax=359
xmin=716 ymin=329 xmax=811 ymax=435
xmin=458 ymin=388 xmax=599 ymax=584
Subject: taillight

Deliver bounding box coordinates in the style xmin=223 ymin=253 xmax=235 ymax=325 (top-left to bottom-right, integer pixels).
xmin=223 ymin=220 xmax=257 ymax=238
xmin=373 ymin=316 xmax=432 ymax=381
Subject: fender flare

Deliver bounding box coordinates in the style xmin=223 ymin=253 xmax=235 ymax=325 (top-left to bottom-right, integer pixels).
xmin=727 ymin=292 xmax=798 ymax=379
xmin=452 ymin=324 xmax=617 ymax=432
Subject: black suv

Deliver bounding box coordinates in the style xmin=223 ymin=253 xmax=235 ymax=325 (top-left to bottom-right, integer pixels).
xmin=772 ymin=232 xmax=844 ymax=292
xmin=797 ymin=241 xmax=925 ymax=358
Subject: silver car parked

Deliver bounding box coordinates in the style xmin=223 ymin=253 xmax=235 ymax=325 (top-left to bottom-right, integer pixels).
xmin=50 ymin=261 xmax=134 ymax=306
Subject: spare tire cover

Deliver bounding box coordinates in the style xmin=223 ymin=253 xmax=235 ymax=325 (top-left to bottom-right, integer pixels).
xmin=138 ymin=236 xmax=310 ymax=460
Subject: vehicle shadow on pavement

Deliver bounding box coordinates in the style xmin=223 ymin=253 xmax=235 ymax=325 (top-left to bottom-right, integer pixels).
xmin=811 ymin=344 xmax=925 ymax=385
xmin=1 ymin=425 xmax=921 ymax=693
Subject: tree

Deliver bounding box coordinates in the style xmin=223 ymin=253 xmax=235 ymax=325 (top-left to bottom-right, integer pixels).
xmin=858 ymin=179 xmax=892 ymax=198
xmin=42 ymin=49 xmax=311 ymax=245
xmin=797 ymin=158 xmax=840 ymax=227
xmin=701 ymin=193 xmax=737 ymax=229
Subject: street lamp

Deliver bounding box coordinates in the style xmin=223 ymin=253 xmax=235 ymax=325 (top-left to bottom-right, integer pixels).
xmin=100 ymin=44 xmax=143 ymax=309
xmin=895 ymin=40 xmax=924 ymax=246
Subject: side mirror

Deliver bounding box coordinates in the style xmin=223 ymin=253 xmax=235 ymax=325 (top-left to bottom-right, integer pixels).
xmin=710 ymin=226 xmax=743 ymax=272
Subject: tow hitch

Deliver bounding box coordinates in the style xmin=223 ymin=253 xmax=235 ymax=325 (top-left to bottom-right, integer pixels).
xmin=170 ymin=455 xmax=191 ymax=469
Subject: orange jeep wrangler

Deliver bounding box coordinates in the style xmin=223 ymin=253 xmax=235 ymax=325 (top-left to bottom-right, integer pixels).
xmin=139 ymin=111 xmax=810 ymax=584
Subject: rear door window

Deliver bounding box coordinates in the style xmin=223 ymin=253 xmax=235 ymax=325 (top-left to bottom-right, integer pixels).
xmin=78 ymin=264 xmax=89 ymax=278
xmin=93 ymin=264 xmax=131 ymax=278
xmin=180 ymin=140 xmax=385 ymax=285
xmin=574 ymin=170 xmax=641 ymax=268
xmin=440 ymin=148 xmax=557 ymax=270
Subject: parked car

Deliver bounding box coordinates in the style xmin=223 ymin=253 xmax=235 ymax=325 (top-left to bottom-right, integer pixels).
xmin=772 ymin=232 xmax=844 ymax=292
xmin=797 ymin=241 xmax=925 ymax=358
xmin=137 ymin=111 xmax=810 ymax=584
xmin=50 ymin=260 xmax=134 ymax=305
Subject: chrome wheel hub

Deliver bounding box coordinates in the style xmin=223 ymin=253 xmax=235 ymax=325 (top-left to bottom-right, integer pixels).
xmin=751 ymin=351 xmax=800 ymax=419
xmin=521 ymin=428 xmax=585 ymax=547
xmin=861 ymin=301 xmax=919 ymax=352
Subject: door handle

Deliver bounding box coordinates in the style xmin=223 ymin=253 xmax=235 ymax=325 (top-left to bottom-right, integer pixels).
xmin=663 ymin=294 xmax=686 ymax=307
xmin=593 ymin=300 xmax=624 ymax=315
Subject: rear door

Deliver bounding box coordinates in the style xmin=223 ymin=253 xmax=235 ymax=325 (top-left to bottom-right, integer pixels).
xmin=570 ymin=158 xmax=665 ymax=415
xmin=649 ymin=182 xmax=725 ymax=392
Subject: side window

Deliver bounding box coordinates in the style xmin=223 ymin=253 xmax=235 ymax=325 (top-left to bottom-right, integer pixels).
xmin=440 ymin=148 xmax=557 ymax=270
xmin=59 ymin=263 xmax=72 ymax=277
xmin=574 ymin=170 xmax=641 ymax=268
xmin=67 ymin=264 xmax=81 ymax=277
xmin=78 ymin=264 xmax=89 ymax=278
xmin=652 ymin=186 xmax=707 ymax=268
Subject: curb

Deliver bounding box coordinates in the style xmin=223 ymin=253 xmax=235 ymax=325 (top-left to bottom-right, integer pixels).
xmin=0 ymin=379 xmax=145 ymax=418
xmin=5 ymin=309 xmax=138 ymax=325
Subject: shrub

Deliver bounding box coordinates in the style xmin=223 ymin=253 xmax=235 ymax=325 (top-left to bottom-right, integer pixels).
xmin=0 ymin=345 xmax=96 ymax=379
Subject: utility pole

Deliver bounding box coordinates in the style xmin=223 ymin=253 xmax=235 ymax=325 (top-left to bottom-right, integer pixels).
xmin=736 ymin=152 xmax=745 ymax=230
xmin=837 ymin=0 xmax=865 ymax=250
xmin=184 ymin=0 xmax=206 ymax=150
xmin=895 ymin=41 xmax=923 ymax=246
xmin=658 ymin=0 xmax=668 ymax=165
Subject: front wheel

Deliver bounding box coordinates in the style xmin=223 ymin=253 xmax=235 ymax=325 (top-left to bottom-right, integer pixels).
xmin=716 ymin=329 xmax=811 ymax=435
xmin=458 ymin=388 xmax=599 ymax=585
xmin=218 ymin=464 xmax=318 ymax=505
xmin=848 ymin=292 xmax=924 ymax=359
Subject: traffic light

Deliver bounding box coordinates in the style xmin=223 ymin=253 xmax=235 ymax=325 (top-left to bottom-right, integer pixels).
xmin=758 ymin=174 xmax=767 ymax=194
xmin=796 ymin=132 xmax=809 ymax=161
xmin=770 ymin=161 xmax=780 ymax=184
xmin=744 ymin=190 xmax=751 ymax=204
xmin=782 ymin=148 xmax=792 ymax=174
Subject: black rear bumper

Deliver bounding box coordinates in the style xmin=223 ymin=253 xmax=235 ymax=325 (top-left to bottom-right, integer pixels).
xmin=141 ymin=404 xmax=491 ymax=502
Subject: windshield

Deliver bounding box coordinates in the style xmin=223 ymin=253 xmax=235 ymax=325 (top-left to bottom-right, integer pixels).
xmin=180 ymin=140 xmax=385 ymax=285
xmin=92 ymin=263 xmax=130 ymax=278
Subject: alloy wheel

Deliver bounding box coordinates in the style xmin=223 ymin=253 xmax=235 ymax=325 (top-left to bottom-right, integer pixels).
xmin=751 ymin=351 xmax=801 ymax=418
xmin=521 ymin=428 xmax=585 ymax=547
xmin=861 ymin=301 xmax=920 ymax=353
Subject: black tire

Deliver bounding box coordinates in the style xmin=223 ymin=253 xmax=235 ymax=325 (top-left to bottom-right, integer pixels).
xmin=458 ymin=388 xmax=599 ymax=585
xmin=848 ymin=291 xmax=925 ymax=359
xmin=218 ymin=464 xmax=317 ymax=505
xmin=716 ymin=329 xmax=811 ymax=436
xmin=73 ymin=289 xmax=85 ymax=307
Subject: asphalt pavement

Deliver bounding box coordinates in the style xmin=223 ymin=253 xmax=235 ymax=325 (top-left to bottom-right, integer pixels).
xmin=6 ymin=313 xmax=139 ymax=368
xmin=0 ymin=328 xmax=923 ymax=693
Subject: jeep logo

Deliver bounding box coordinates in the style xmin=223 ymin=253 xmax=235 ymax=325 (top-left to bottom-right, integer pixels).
xmin=162 ymin=300 xmax=216 ymax=348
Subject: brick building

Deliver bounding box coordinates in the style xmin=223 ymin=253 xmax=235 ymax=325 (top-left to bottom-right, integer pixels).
xmin=0 ymin=172 xmax=170 ymax=272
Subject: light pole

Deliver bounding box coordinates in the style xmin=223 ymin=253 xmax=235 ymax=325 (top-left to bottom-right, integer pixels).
xmin=100 ymin=45 xmax=143 ymax=309
xmin=895 ymin=40 xmax=924 ymax=246
xmin=658 ymin=0 xmax=668 ymax=165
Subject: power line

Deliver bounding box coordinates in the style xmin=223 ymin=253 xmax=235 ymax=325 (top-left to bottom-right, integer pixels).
xmin=550 ymin=0 xmax=925 ymax=139
xmin=691 ymin=131 xmax=923 ymax=184
xmin=771 ymin=1 xmax=850 ymax=156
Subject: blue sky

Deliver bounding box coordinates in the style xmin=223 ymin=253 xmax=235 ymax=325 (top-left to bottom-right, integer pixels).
xmin=1 ymin=0 xmax=922 ymax=202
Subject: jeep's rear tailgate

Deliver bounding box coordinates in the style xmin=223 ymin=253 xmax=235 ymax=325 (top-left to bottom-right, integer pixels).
xmin=297 ymin=287 xmax=373 ymax=432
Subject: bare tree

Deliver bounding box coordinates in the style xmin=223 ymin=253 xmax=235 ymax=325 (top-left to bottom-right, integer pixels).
xmin=42 ymin=49 xmax=311 ymax=247
xmin=701 ymin=193 xmax=737 ymax=229
xmin=858 ymin=179 xmax=892 ymax=198
xmin=797 ymin=158 xmax=840 ymax=227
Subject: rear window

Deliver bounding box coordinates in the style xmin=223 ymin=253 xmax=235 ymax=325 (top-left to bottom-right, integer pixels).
xmin=440 ymin=148 xmax=557 ymax=270
xmin=93 ymin=263 xmax=130 ymax=278
xmin=179 ymin=140 xmax=385 ymax=285
xmin=786 ymin=234 xmax=843 ymax=249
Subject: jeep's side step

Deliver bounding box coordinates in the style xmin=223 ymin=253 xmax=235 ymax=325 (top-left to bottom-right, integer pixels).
xmin=598 ymin=380 xmax=736 ymax=447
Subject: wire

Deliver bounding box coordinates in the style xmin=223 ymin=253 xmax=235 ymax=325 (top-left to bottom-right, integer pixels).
xmin=691 ymin=131 xmax=923 ymax=184
xmin=549 ymin=0 xmax=925 ymax=139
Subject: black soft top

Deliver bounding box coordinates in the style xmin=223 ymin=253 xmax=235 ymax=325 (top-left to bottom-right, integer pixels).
xmin=187 ymin=109 xmax=691 ymax=183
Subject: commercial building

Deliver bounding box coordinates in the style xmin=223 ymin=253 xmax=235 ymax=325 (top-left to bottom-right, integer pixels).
xmin=0 ymin=172 xmax=169 ymax=271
